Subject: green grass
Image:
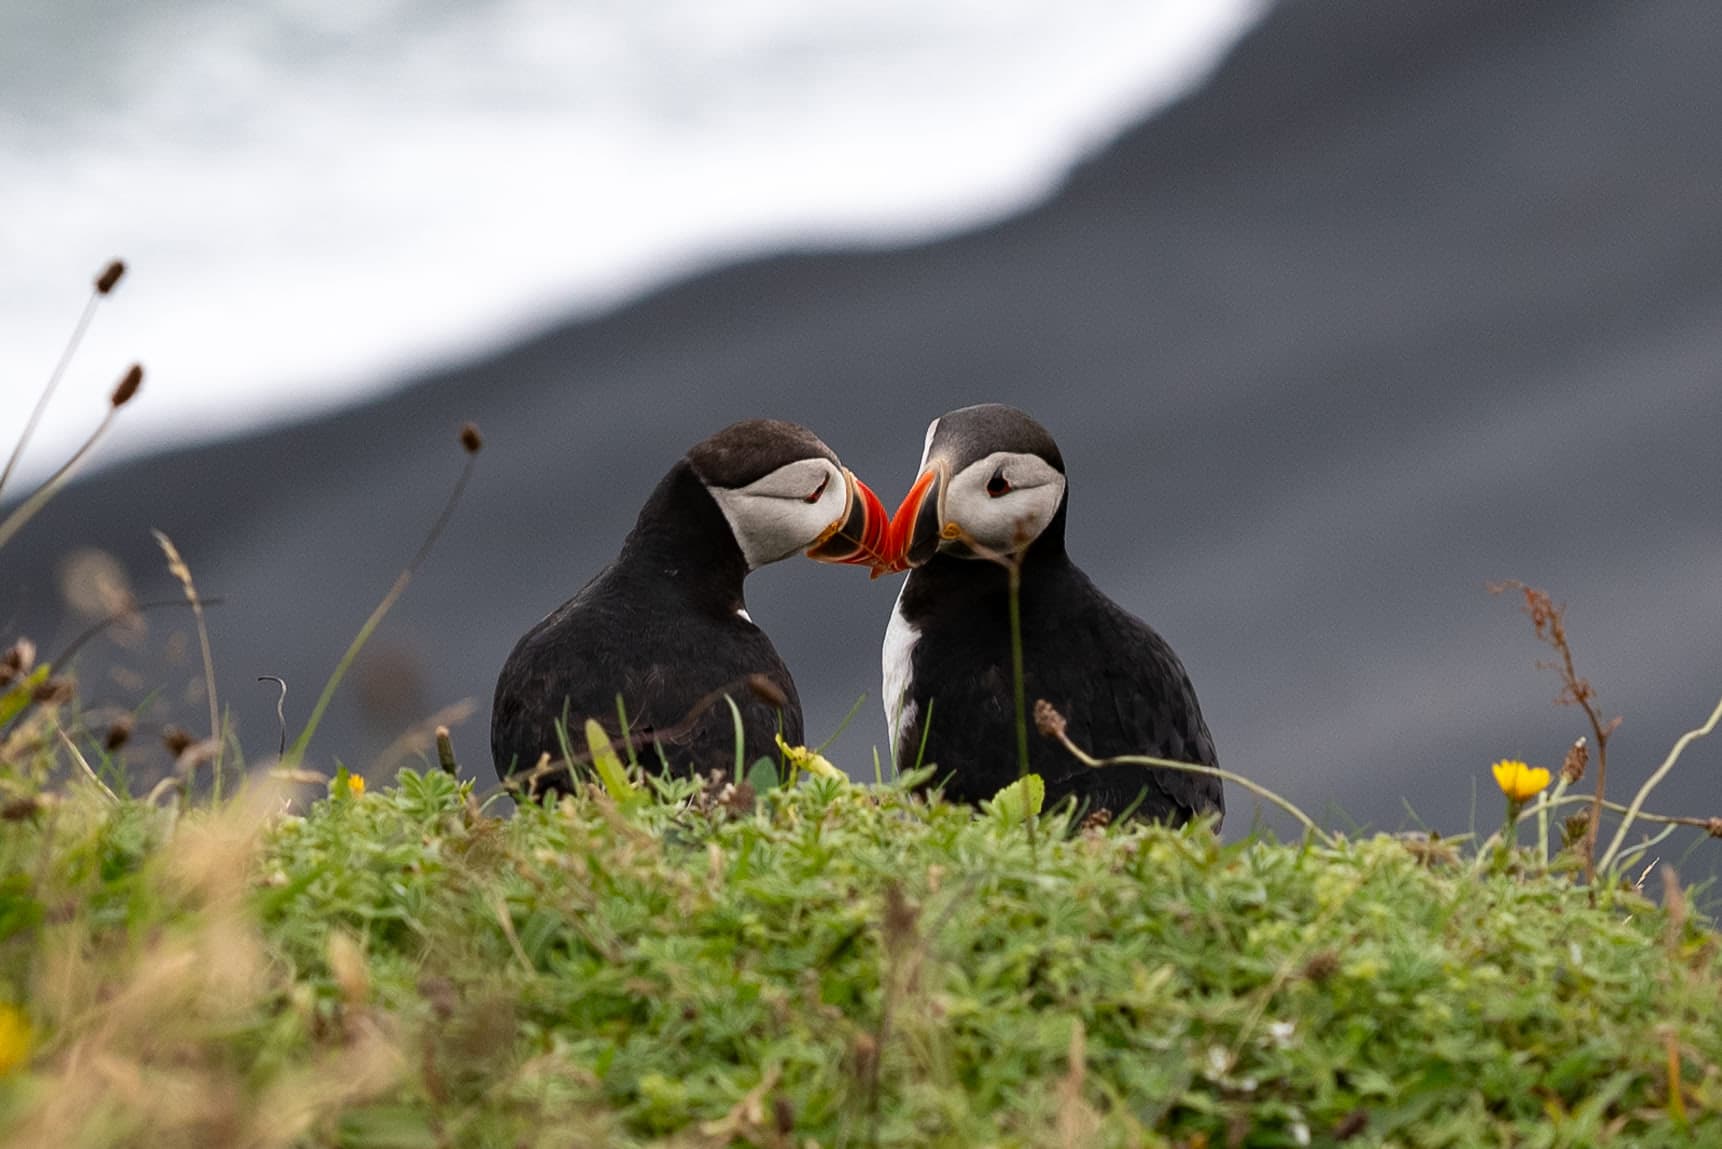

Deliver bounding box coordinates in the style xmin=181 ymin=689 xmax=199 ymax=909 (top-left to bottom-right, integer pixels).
xmin=3 ymin=761 xmax=1720 ymax=1147
xmin=9 ymin=257 xmax=1721 ymax=1146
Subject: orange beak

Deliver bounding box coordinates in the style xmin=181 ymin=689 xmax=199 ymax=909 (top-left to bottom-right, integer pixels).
xmin=805 ymin=469 xmax=892 ymax=571
xmin=876 ymin=465 xmax=944 ymax=575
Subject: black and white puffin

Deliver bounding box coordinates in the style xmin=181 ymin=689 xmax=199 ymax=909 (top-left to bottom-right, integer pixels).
xmin=877 ymin=403 xmax=1222 ymax=826
xmin=491 ymin=419 xmax=887 ymax=794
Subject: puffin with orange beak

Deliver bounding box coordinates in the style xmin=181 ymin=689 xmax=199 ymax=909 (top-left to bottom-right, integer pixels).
xmin=879 ymin=403 xmax=1222 ymax=826
xmin=492 ymin=419 xmax=888 ymax=794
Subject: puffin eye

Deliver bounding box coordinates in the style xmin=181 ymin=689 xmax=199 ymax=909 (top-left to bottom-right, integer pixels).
xmin=986 ymin=467 xmax=1012 ymax=498
xmin=804 ymin=474 xmax=831 ymax=504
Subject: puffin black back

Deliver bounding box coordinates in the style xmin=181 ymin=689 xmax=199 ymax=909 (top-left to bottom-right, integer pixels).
xmin=490 ymin=420 xmax=887 ymax=795
xmin=490 ymin=457 xmax=800 ymax=793
xmin=883 ymin=403 xmax=1222 ymax=827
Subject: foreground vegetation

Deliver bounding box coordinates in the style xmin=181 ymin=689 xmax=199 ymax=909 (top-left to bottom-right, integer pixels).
xmin=6 ymin=260 xmax=1722 ymax=1146
xmin=2 ymin=755 xmax=1720 ymax=1147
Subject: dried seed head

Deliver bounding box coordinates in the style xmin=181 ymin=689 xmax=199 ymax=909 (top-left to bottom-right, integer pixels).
xmin=746 ymin=674 xmax=789 ymax=710
xmin=327 ymin=931 xmax=371 ymax=1006
xmin=1707 ymin=817 xmax=1722 ymax=839
xmin=1395 ymin=832 xmax=1459 ymax=867
xmin=161 ymin=724 xmax=195 ymax=757
xmin=1333 ymin=1109 xmax=1370 ymax=1141
xmin=850 ymin=1032 xmax=878 ymax=1078
xmin=1561 ymin=810 xmax=1591 ymax=850
xmin=95 ymin=260 xmax=126 ymax=295
xmin=1034 ymin=698 xmax=1067 ymax=739
xmin=459 ymin=422 xmax=483 ymax=454
xmin=1302 ymin=950 xmax=1340 ymax=983
xmin=1080 ymin=808 xmax=1112 ymax=833
xmin=717 ymin=780 xmax=755 ymax=815
xmin=174 ymin=738 xmax=220 ymax=776
xmin=104 ymin=713 xmax=135 ymax=751
xmin=418 ymin=975 xmax=458 ymax=1021
xmin=31 ymin=676 xmax=76 ymax=706
xmin=882 ymin=883 xmax=919 ymax=951
xmin=0 ymin=637 xmax=36 ymax=686
xmin=111 ymin=364 xmax=143 ymax=408
xmin=1560 ymin=737 xmax=1588 ymax=783
xmin=435 ymin=725 xmax=459 ymax=775
xmin=3 ymin=794 xmax=57 ymax=821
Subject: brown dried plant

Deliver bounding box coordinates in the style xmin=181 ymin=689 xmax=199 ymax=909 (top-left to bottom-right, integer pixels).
xmin=1488 ymin=581 xmax=1621 ymax=882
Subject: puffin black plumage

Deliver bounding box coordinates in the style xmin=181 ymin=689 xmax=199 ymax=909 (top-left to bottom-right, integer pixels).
xmin=879 ymin=403 xmax=1222 ymax=826
xmin=491 ymin=419 xmax=887 ymax=794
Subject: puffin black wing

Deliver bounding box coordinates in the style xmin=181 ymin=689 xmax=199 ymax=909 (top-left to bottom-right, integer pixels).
xmin=490 ymin=571 xmax=803 ymax=793
xmin=1035 ymin=570 xmax=1221 ymax=823
xmin=881 ymin=403 xmax=1223 ymax=827
xmin=491 ymin=419 xmax=889 ymax=796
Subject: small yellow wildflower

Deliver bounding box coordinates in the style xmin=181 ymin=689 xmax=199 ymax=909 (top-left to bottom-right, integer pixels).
xmin=0 ymin=1003 xmax=33 ymax=1076
xmin=773 ymin=733 xmax=845 ymax=781
xmin=345 ymin=774 xmax=366 ymax=797
xmin=1491 ymin=759 xmax=1551 ymax=803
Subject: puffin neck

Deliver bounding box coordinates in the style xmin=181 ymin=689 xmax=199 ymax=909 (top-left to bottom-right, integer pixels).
xmin=616 ymin=459 xmax=751 ymax=609
xmin=905 ymin=496 xmax=1072 ymax=606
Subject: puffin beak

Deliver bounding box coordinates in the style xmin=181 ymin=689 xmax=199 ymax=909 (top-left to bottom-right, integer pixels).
xmin=805 ymin=469 xmax=891 ymax=570
xmin=880 ymin=464 xmax=945 ymax=574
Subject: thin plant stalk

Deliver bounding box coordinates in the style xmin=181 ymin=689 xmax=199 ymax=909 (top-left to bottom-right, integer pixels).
xmin=1041 ymin=703 xmax=1333 ymax=847
xmin=1596 ymin=691 xmax=1722 ymax=875
xmin=724 ymin=695 xmax=746 ymax=779
xmin=0 ymin=260 xmax=123 ymax=502
xmin=1472 ymin=788 xmax=1721 ymax=863
xmin=0 ymin=406 xmax=122 ymax=552
xmin=814 ymin=691 xmax=868 ymax=756
xmin=1007 ymin=557 xmax=1029 ymax=781
xmin=1490 ymin=582 xmax=1617 ymax=883
xmin=1516 ymin=791 xmax=1718 ymax=833
xmin=56 ymin=724 xmax=119 ymax=804
xmin=152 ymin=530 xmax=222 ymax=791
xmin=1536 ymin=777 xmax=1569 ymax=863
xmin=286 ymin=434 xmax=479 ymax=764
xmin=50 ymin=597 xmax=226 ymax=668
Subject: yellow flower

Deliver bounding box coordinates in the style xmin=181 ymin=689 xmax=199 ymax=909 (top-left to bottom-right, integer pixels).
xmin=1491 ymin=759 xmax=1551 ymax=803
xmin=330 ymin=771 xmax=368 ymax=799
xmin=0 ymin=1003 xmax=33 ymax=1076
xmin=774 ymin=733 xmax=845 ymax=781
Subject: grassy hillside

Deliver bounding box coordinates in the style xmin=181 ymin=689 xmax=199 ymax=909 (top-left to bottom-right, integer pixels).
xmin=2 ymin=751 xmax=1719 ymax=1147
xmin=4 ymin=270 xmax=1721 ymax=1145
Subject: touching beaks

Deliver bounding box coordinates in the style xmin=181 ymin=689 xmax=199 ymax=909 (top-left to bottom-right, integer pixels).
xmin=878 ymin=465 xmax=946 ymax=575
xmin=805 ymin=470 xmax=892 ymax=570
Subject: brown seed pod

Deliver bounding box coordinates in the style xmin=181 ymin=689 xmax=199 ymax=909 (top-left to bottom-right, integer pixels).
xmin=161 ymin=724 xmax=196 ymax=757
xmin=111 ymin=364 xmax=144 ymax=408
xmin=95 ymin=260 xmax=127 ymax=295
xmin=1034 ymin=698 xmax=1068 ymax=739
xmin=105 ymin=714 xmax=135 ymax=751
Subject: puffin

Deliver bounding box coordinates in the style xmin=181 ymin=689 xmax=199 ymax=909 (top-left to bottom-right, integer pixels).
xmin=491 ymin=419 xmax=888 ymax=795
xmin=877 ymin=403 xmax=1222 ymax=826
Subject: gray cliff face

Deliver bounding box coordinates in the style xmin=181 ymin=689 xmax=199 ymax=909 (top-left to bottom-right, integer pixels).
xmin=7 ymin=0 xmax=1722 ymax=853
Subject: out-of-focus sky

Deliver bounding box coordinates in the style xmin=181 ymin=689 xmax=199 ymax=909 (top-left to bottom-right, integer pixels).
xmin=1 ymin=0 xmax=1261 ymax=482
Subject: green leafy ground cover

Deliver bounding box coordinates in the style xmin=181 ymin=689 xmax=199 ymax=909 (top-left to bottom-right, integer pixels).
xmin=3 ymin=762 xmax=1719 ymax=1148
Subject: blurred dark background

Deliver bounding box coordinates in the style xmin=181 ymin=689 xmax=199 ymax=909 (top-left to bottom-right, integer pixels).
xmin=5 ymin=0 xmax=1720 ymax=866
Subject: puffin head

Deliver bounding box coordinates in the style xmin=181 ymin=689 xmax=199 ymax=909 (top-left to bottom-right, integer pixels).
xmin=881 ymin=403 xmax=1067 ymax=572
xmin=687 ymin=419 xmax=890 ymax=571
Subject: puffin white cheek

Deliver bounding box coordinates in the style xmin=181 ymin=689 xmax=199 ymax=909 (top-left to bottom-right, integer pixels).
xmin=699 ymin=489 xmax=833 ymax=571
xmin=706 ymin=458 xmax=846 ymax=570
xmin=960 ymin=481 xmax=1064 ymax=552
xmin=941 ymin=454 xmax=1066 ymax=555
xmin=726 ymin=496 xmax=836 ymax=568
